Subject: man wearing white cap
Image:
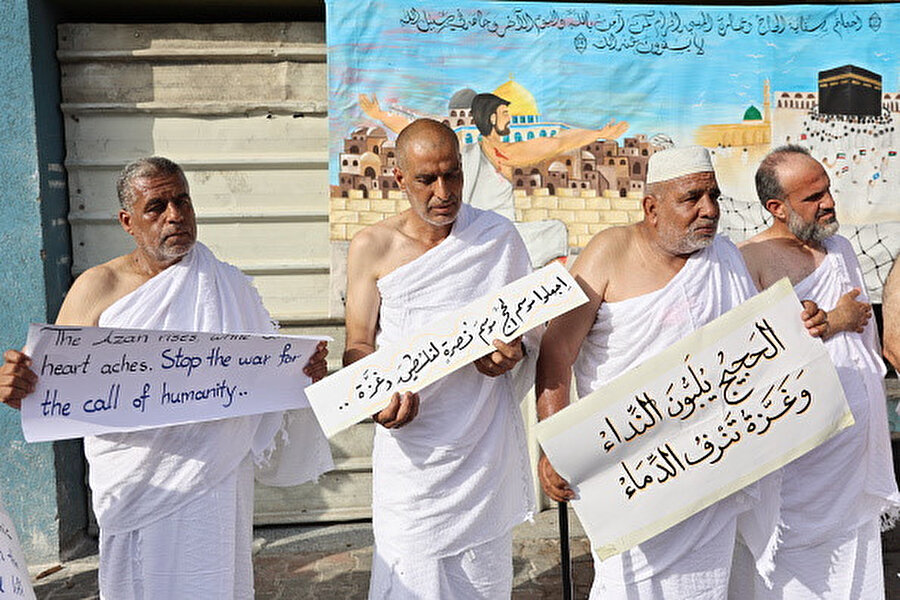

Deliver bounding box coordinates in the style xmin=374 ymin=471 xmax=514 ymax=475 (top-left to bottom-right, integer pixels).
xmin=731 ymin=145 xmax=899 ymax=598
xmin=535 ymin=146 xmax=826 ymax=599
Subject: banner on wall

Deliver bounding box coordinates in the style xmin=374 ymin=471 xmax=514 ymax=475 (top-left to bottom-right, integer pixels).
xmin=327 ymin=1 xmax=900 ymax=299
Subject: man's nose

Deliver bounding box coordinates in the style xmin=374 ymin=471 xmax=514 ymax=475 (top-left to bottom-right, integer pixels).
xmin=700 ymin=194 xmax=719 ymax=219
xmin=166 ymin=201 xmax=186 ymax=222
xmin=434 ymin=177 xmax=450 ymax=200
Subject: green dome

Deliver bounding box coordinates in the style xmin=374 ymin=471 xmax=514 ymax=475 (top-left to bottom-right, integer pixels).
xmin=743 ymin=105 xmax=763 ymax=121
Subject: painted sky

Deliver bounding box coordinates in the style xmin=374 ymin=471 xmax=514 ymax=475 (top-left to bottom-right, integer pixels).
xmin=327 ymin=1 xmax=899 ymax=177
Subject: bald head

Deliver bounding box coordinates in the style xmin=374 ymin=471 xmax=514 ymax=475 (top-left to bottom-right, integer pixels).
xmin=395 ymin=119 xmax=460 ymax=171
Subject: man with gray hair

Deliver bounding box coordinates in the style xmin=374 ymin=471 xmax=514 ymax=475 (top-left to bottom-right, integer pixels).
xmin=733 ymin=145 xmax=899 ymax=598
xmin=0 ymin=156 xmax=333 ymax=599
xmin=535 ymin=146 xmax=826 ymax=598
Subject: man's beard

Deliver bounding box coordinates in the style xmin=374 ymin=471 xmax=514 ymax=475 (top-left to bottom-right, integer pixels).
xmin=657 ymin=217 xmax=718 ymax=256
xmin=787 ymin=208 xmax=839 ymax=243
xmin=494 ymin=124 xmax=510 ymax=136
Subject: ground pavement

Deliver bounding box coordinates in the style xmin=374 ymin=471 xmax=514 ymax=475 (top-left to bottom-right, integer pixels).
xmin=28 ymin=506 xmax=900 ymax=599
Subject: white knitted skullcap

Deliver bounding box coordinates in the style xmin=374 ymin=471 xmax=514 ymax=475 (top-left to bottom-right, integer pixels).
xmin=646 ymin=146 xmax=714 ymax=184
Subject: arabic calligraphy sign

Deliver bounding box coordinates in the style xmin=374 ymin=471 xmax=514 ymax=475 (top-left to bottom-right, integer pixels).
xmin=535 ymin=278 xmax=853 ymax=560
xmin=307 ymin=261 xmax=588 ymax=437
xmin=20 ymin=325 xmax=328 ymax=442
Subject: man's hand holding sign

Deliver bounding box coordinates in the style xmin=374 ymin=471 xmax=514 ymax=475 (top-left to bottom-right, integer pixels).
xmin=308 ymin=261 xmax=586 ymax=438
xmin=536 ymin=279 xmax=850 ymax=558
xmin=11 ymin=326 xmax=328 ymax=442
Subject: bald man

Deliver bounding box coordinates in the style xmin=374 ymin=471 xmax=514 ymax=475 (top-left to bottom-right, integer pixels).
xmin=344 ymin=119 xmax=535 ymax=598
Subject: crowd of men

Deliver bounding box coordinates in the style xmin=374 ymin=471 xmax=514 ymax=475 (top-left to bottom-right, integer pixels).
xmin=1 ymin=118 xmax=899 ymax=599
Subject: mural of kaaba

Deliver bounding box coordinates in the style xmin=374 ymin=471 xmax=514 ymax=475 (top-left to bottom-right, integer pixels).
xmin=818 ymin=65 xmax=883 ymax=117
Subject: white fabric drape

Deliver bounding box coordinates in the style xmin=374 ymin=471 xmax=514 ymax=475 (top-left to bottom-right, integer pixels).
xmin=87 ymin=242 xmax=332 ymax=599
xmin=370 ymin=204 xmax=535 ymax=568
xmin=730 ymin=235 xmax=899 ymax=598
xmin=573 ymin=236 xmax=764 ymax=599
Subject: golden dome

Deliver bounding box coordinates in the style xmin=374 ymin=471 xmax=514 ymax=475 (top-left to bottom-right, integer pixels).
xmin=493 ymin=76 xmax=539 ymax=116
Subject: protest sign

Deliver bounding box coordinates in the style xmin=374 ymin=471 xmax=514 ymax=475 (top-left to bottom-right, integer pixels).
xmin=21 ymin=326 xmax=329 ymax=442
xmin=0 ymin=496 xmax=35 ymax=600
xmin=307 ymin=261 xmax=588 ymax=437
xmin=536 ymin=278 xmax=853 ymax=560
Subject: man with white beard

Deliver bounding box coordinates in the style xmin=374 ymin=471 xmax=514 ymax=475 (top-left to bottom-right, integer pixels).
xmin=536 ymin=146 xmax=827 ymax=599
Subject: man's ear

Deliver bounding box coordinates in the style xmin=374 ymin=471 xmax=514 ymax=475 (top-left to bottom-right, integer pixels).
xmin=764 ymin=198 xmax=788 ymax=221
xmin=118 ymin=209 xmax=134 ymax=236
xmin=642 ymin=194 xmax=658 ymax=224
xmin=393 ymin=166 xmax=406 ymax=192
xmin=490 ymin=113 xmax=497 ymax=127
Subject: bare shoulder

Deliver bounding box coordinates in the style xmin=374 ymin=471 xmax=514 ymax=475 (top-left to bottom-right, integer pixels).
xmin=573 ymin=226 xmax=632 ymax=275
xmin=349 ymin=216 xmax=399 ymax=252
xmin=569 ymin=225 xmax=633 ymax=296
xmin=347 ymin=216 xmax=403 ymax=274
xmin=737 ymin=230 xmax=782 ymax=270
xmin=57 ymin=256 xmax=137 ymax=326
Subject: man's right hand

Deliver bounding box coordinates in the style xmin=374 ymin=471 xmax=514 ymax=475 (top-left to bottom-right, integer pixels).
xmin=372 ymin=391 xmax=419 ymax=429
xmin=539 ymin=454 xmax=574 ymax=502
xmin=829 ymin=288 xmax=872 ymax=335
xmin=0 ymin=349 xmax=37 ymax=410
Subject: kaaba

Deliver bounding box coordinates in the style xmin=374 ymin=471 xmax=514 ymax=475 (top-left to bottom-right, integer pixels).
xmin=818 ymin=65 xmax=882 ymax=117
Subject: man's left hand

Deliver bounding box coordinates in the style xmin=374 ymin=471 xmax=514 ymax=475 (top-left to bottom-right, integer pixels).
xmin=303 ymin=341 xmax=329 ymax=383
xmin=474 ymin=337 xmax=523 ymax=377
xmin=800 ymin=300 xmax=828 ymax=338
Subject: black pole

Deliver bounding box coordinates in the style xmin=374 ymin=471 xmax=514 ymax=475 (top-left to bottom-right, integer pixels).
xmin=559 ymin=501 xmax=574 ymax=600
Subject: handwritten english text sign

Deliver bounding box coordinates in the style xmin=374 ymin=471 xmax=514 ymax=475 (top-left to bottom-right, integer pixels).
xmin=535 ymin=278 xmax=853 ymax=560
xmin=20 ymin=326 xmax=329 ymax=442
xmin=0 ymin=496 xmax=35 ymax=600
xmin=307 ymin=261 xmax=588 ymax=437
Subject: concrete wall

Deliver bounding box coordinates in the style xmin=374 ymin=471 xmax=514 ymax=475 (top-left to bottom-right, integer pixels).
xmin=0 ymin=0 xmax=61 ymax=564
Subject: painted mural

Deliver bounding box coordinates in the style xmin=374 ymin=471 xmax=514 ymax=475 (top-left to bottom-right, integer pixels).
xmin=326 ymin=1 xmax=900 ymax=302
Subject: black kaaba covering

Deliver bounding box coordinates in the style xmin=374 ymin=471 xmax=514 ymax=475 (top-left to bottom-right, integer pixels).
xmin=818 ymin=65 xmax=882 ymax=117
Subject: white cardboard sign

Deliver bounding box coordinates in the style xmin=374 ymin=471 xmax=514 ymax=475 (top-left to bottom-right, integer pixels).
xmin=536 ymin=279 xmax=853 ymax=560
xmin=307 ymin=261 xmax=588 ymax=437
xmin=0 ymin=497 xmax=35 ymax=600
xmin=21 ymin=325 xmax=329 ymax=442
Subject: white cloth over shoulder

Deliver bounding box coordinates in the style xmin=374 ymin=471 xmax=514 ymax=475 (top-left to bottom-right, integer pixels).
xmin=88 ymin=242 xmax=333 ymax=536
xmin=786 ymin=235 xmax=900 ymax=543
xmin=573 ymin=236 xmax=763 ymax=598
xmin=372 ymin=204 xmax=535 ymax=563
xmin=730 ymin=235 xmax=900 ymax=599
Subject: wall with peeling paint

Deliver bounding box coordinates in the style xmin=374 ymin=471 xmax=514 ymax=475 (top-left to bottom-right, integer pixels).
xmin=0 ymin=0 xmax=61 ymax=565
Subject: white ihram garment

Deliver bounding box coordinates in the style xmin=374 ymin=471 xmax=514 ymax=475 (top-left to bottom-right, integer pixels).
xmin=368 ymin=204 xmax=535 ymax=599
xmin=573 ymin=236 xmax=761 ymax=600
xmin=89 ymin=242 xmax=333 ymax=600
xmin=729 ymin=235 xmax=899 ymax=599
